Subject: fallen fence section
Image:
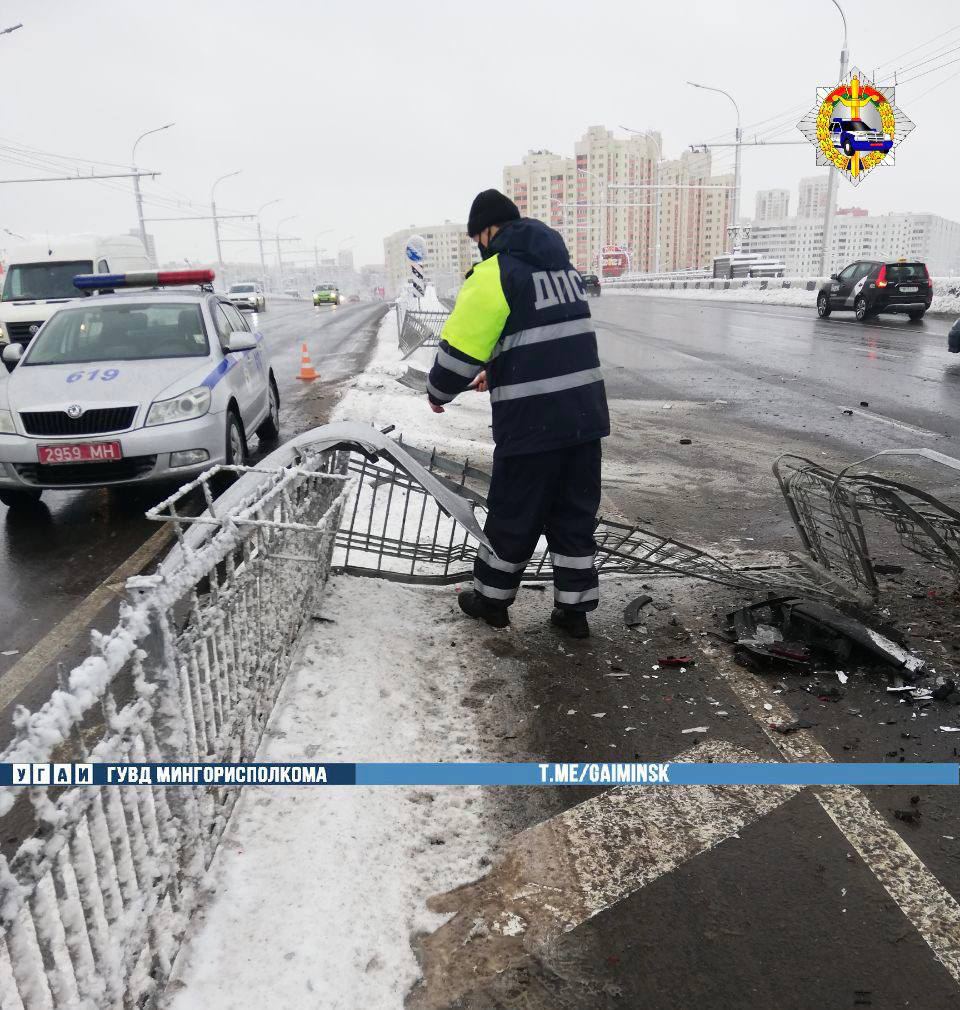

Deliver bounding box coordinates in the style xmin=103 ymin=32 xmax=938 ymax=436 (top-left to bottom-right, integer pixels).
xmin=397 ymin=307 xmax=448 ymax=359
xmin=0 ymin=441 xmax=351 ymax=1009
xmin=774 ymin=449 xmax=960 ymax=600
xmin=334 ymin=435 xmax=838 ymax=599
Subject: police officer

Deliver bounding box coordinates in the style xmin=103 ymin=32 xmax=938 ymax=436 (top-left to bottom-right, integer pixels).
xmin=426 ymin=189 xmax=609 ymax=638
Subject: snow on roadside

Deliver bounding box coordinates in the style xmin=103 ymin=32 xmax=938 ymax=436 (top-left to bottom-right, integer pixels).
xmin=604 ymin=282 xmax=960 ymax=317
xmin=166 ymin=307 xmax=506 ymax=1010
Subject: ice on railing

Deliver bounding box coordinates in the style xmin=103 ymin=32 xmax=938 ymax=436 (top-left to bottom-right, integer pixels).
xmin=0 ymin=441 xmax=352 ymax=1010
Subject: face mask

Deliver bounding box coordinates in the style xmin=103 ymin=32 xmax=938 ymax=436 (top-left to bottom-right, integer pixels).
xmin=477 ymin=235 xmax=495 ymax=260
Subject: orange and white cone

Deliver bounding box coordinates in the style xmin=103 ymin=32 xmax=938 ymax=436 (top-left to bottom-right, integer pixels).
xmin=297 ymin=342 xmax=319 ymax=381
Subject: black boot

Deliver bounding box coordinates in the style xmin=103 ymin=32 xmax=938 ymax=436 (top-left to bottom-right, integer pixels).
xmin=550 ymin=607 xmax=590 ymax=639
xmin=458 ymin=590 xmax=510 ymax=629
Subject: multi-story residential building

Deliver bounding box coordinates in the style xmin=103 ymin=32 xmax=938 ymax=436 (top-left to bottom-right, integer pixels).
xmin=797 ymin=175 xmax=831 ymax=219
xmin=755 ymin=189 xmax=790 ymax=222
xmin=383 ymin=221 xmax=479 ymax=298
xmin=739 ymin=211 xmax=960 ymax=276
xmin=503 ymin=127 xmax=732 ymax=275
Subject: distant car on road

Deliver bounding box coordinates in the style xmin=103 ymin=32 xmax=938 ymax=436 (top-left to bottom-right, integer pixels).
xmin=313 ymin=284 xmax=341 ymax=306
xmin=581 ymin=273 xmax=601 ymax=297
xmin=817 ymin=259 xmax=932 ymax=322
xmin=829 ymin=117 xmax=893 ymax=158
xmin=347 ymin=294 xmax=360 ymax=304
xmin=0 ymin=269 xmax=280 ymax=510
xmin=283 ymin=289 xmax=301 ymax=299
xmin=227 ymin=282 xmax=265 ymax=312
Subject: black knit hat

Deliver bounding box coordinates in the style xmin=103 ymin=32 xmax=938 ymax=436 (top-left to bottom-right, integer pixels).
xmin=467 ymin=189 xmax=520 ymax=238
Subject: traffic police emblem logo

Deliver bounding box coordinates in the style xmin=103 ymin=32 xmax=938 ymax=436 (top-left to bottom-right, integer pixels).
xmin=28 ymin=324 xmax=39 ymax=335
xmin=797 ymin=67 xmax=914 ymax=186
xmin=66 ymin=404 xmax=83 ymax=419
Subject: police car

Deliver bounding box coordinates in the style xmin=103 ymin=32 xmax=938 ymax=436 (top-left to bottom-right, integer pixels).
xmin=0 ymin=269 xmax=280 ymax=510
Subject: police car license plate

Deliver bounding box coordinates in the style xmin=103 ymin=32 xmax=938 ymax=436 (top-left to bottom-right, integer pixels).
xmin=38 ymin=441 xmax=123 ymax=465
xmin=900 ymin=286 xmax=918 ymax=293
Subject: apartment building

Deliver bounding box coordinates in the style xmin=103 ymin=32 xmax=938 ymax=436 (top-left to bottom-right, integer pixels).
xmin=739 ymin=211 xmax=960 ymax=275
xmin=383 ymin=221 xmax=479 ymax=298
xmin=797 ymin=175 xmax=830 ymax=219
xmin=755 ymin=188 xmax=790 ymax=222
xmin=503 ymin=126 xmax=731 ymax=275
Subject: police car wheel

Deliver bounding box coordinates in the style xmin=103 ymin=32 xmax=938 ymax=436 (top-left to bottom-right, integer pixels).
xmin=817 ymin=293 xmax=831 ymax=317
xmin=225 ymin=410 xmax=248 ymax=466
xmin=0 ymin=488 xmax=42 ymax=510
xmin=854 ymin=296 xmax=870 ymax=321
xmin=256 ymin=381 xmax=281 ymax=444
xmin=843 ymin=140 xmax=854 ymax=156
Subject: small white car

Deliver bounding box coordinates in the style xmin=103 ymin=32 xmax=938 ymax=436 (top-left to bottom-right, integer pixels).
xmin=0 ymin=269 xmax=280 ymax=510
xmin=227 ymin=282 xmax=266 ymax=313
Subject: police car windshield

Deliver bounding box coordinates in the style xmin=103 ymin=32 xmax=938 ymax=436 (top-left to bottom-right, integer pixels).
xmin=229 ymin=284 xmax=255 ymax=293
xmin=1 ymin=261 xmax=94 ymax=302
xmin=846 ymin=120 xmax=871 ymax=131
xmin=24 ymin=303 xmax=209 ymax=365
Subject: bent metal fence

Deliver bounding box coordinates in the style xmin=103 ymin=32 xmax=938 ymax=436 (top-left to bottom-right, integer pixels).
xmin=774 ymin=448 xmax=960 ymax=600
xmin=397 ymin=307 xmax=448 ymax=359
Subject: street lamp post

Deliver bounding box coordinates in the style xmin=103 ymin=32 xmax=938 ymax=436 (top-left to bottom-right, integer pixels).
xmin=256 ymin=199 xmax=281 ymax=285
xmin=687 ymin=82 xmax=741 ymax=252
xmin=577 ymin=166 xmax=606 ymax=278
xmin=211 ymin=170 xmax=242 ymax=269
xmin=131 ymin=122 xmax=174 ymax=264
xmin=819 ymin=0 xmax=850 ymax=277
xmin=275 ymin=215 xmax=297 ymax=290
xmin=620 ymin=126 xmax=663 ymax=273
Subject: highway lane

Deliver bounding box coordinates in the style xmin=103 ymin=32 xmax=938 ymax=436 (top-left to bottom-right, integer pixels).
xmin=591 ymin=295 xmax=960 ymax=545
xmin=0 ymin=298 xmax=387 ymax=728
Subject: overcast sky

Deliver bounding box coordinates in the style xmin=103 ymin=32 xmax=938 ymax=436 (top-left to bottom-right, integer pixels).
xmin=2 ymin=0 xmax=957 ymax=268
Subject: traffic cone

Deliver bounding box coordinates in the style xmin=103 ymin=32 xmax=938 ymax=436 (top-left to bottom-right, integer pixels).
xmin=297 ymin=342 xmax=319 ymax=381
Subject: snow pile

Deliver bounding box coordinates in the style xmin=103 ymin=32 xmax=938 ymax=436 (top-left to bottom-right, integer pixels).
xmin=396 ymin=282 xmax=446 ymax=314
xmin=167 ymin=578 xmax=500 ymax=1010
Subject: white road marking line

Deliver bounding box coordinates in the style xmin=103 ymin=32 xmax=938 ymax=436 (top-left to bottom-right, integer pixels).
xmin=409 ymin=740 xmax=799 ymax=1009
xmin=838 ymin=406 xmax=940 ymax=438
xmin=701 ymin=640 xmax=960 ymax=985
xmin=0 ymin=522 xmax=173 ymax=712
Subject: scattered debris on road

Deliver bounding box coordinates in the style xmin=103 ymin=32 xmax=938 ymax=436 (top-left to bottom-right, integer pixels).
xmin=624 ymin=594 xmax=654 ymax=627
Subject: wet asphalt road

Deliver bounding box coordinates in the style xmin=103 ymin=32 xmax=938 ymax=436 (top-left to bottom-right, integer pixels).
xmin=591 ymin=296 xmax=959 ymax=546
xmin=0 ymin=298 xmax=386 ymax=735
xmin=409 ymin=297 xmax=960 ymax=1010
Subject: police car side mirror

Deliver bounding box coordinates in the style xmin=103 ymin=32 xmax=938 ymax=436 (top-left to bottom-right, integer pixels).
xmin=830 ymin=273 xmax=839 ymax=281
xmin=225 ymin=331 xmax=257 ymax=353
xmin=2 ymin=343 xmax=23 ymax=371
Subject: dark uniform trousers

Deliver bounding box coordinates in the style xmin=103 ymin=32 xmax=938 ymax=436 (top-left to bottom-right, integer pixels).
xmin=473 ymin=440 xmax=601 ymax=613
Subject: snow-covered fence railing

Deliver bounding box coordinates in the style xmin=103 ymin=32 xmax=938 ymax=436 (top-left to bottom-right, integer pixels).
xmin=0 ymin=441 xmax=351 ymax=1009
xmin=398 ymin=309 xmax=449 ymax=359
xmin=603 ymin=274 xmax=828 ymax=292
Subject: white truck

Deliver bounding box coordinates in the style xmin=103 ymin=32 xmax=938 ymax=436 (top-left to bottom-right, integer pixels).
xmin=0 ymin=235 xmax=151 ymax=348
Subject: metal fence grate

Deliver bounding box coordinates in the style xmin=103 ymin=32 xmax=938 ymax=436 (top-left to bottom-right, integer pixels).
xmin=774 ymin=450 xmax=960 ymax=599
xmin=397 ymin=309 xmax=449 ymax=359
xmin=0 ymin=444 xmax=351 ymax=1009
xmin=334 ymin=438 xmax=834 ymax=598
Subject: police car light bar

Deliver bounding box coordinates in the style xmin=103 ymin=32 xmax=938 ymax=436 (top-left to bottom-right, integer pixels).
xmin=73 ymin=268 xmax=216 ymax=290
